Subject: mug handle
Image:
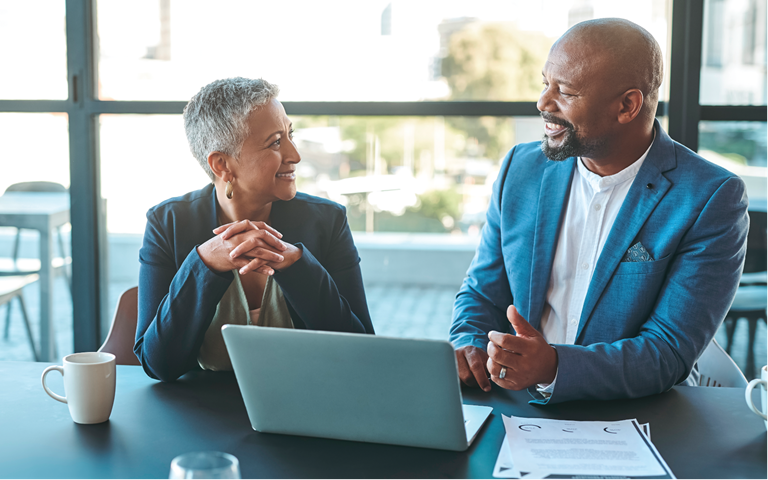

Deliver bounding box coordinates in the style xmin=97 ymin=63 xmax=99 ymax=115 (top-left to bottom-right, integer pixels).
xmin=41 ymin=366 xmax=67 ymax=404
xmin=745 ymin=379 xmax=767 ymax=419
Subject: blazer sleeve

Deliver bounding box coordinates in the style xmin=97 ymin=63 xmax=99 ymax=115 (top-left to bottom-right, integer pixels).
xmin=449 ymin=147 xmax=516 ymax=349
xmin=134 ymin=209 xmax=233 ymax=382
xmin=273 ymin=206 xmax=375 ymax=334
xmin=544 ymin=175 xmax=749 ymax=404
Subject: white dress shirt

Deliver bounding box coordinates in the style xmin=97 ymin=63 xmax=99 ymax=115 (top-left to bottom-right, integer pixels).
xmin=537 ymin=136 xmax=655 ymax=395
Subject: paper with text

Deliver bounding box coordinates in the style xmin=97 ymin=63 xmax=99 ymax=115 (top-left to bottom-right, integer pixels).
xmin=499 ymin=416 xmax=674 ymax=478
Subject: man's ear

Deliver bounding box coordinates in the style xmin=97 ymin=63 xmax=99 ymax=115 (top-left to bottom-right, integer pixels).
xmin=207 ymin=151 xmax=233 ymax=181
xmin=617 ymin=89 xmax=644 ymax=124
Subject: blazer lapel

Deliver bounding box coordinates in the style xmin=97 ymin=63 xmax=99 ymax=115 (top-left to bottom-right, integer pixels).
xmin=527 ymin=157 xmax=575 ymax=330
xmin=575 ymin=122 xmax=677 ymax=341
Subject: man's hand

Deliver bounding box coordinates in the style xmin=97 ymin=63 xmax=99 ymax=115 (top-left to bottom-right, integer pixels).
xmin=455 ymin=345 xmax=491 ymax=392
xmin=486 ymin=305 xmax=558 ymax=390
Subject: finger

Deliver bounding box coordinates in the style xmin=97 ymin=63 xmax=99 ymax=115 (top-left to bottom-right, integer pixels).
xmin=251 ymin=221 xmax=283 ymax=239
xmin=230 ymin=241 xmax=286 ymax=262
xmin=212 ymin=222 xmax=237 ymax=235
xmin=487 ymin=341 xmax=520 ymax=368
xmin=229 ymin=231 xmax=286 ymax=258
xmin=221 ymin=219 xmax=254 ymax=240
xmin=466 ymin=349 xmax=491 ymax=392
xmin=488 ymin=330 xmax=530 ymax=353
xmin=239 ymin=258 xmax=273 ymax=276
xmin=456 ymin=351 xmax=479 ymax=388
xmin=253 ymin=265 xmax=275 ymax=276
xmin=487 ymin=358 xmax=524 ymax=390
xmin=507 ymin=305 xmax=538 ymax=337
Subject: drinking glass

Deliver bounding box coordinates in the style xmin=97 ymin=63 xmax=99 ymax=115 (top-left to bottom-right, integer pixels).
xmin=169 ymin=451 xmax=240 ymax=479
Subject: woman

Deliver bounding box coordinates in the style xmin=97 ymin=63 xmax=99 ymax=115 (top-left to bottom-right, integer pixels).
xmin=134 ymin=77 xmax=374 ymax=382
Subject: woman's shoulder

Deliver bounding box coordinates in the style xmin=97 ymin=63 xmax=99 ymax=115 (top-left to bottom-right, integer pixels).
xmin=147 ymin=184 xmax=214 ymax=220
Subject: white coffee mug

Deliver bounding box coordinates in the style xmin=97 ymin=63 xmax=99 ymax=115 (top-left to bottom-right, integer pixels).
xmin=41 ymin=352 xmax=116 ymax=424
xmin=745 ymin=365 xmax=767 ymax=425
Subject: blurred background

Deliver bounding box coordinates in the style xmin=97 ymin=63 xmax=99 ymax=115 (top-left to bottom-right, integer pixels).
xmin=0 ymin=0 xmax=765 ymax=379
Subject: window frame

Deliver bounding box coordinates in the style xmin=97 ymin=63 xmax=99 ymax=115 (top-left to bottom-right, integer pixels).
xmin=0 ymin=0 xmax=763 ymax=352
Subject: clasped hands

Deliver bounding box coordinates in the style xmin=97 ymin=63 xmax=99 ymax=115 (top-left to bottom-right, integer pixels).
xmin=198 ymin=220 xmax=302 ymax=276
xmin=455 ymin=305 xmax=558 ymax=392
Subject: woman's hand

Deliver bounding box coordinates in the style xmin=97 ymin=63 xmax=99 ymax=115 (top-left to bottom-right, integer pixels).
xmin=198 ymin=220 xmax=288 ymax=275
xmin=210 ymin=220 xmax=302 ymax=275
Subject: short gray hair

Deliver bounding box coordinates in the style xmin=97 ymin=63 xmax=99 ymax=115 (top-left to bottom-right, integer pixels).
xmin=183 ymin=77 xmax=280 ymax=181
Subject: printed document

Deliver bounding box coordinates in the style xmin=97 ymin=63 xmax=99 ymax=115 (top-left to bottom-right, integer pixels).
xmin=494 ymin=415 xmax=674 ymax=479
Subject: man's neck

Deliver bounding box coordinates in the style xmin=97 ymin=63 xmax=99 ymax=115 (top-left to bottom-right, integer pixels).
xmin=581 ymin=125 xmax=655 ymax=177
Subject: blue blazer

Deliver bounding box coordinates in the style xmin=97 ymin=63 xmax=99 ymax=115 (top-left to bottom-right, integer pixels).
xmin=450 ymin=121 xmax=749 ymax=404
xmin=135 ymin=184 xmax=374 ymax=382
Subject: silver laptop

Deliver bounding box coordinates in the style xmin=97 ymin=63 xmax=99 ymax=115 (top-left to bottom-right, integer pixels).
xmin=221 ymin=325 xmax=492 ymax=451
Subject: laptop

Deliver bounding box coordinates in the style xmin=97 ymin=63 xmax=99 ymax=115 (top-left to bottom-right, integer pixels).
xmin=221 ymin=325 xmax=492 ymax=451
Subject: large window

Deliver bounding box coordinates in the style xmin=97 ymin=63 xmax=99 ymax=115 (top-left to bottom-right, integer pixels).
xmin=0 ymin=0 xmax=764 ymax=358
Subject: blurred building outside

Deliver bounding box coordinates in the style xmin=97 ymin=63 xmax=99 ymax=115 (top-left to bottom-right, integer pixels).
xmin=0 ymin=0 xmax=765 ymax=371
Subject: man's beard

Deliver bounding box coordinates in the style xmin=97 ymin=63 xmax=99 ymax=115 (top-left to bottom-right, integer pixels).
xmin=539 ymin=115 xmax=607 ymax=161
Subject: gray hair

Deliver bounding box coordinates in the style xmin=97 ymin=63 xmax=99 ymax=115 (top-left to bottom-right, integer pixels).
xmin=183 ymin=77 xmax=280 ymax=181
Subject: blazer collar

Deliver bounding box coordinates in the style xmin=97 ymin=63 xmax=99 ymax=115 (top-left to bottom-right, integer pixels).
xmin=575 ymin=119 xmax=677 ymax=341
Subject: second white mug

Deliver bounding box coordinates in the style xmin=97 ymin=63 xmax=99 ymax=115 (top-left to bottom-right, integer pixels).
xmin=41 ymin=352 xmax=116 ymax=424
xmin=745 ymin=365 xmax=767 ymax=426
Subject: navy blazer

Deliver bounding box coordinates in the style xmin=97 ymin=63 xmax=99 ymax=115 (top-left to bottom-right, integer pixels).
xmin=135 ymin=184 xmax=374 ymax=381
xmin=450 ymin=121 xmax=749 ymax=404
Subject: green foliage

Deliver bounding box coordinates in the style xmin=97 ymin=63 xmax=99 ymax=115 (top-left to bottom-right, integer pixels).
xmin=441 ymin=22 xmax=552 ymax=160
xmin=410 ymin=189 xmax=462 ymax=223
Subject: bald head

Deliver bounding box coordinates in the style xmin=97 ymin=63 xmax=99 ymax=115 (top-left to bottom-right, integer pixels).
xmin=556 ymin=18 xmax=663 ymax=121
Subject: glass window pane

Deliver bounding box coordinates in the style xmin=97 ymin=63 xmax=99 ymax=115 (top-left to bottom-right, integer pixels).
xmin=698 ymin=121 xmax=767 ymax=204
xmin=0 ymin=1 xmax=68 ymax=100
xmin=701 ymin=0 xmax=767 ymax=105
xmin=0 ymin=113 xmax=72 ymax=361
xmin=96 ymin=0 xmax=670 ymax=102
xmin=99 ymin=114 xmax=209 ymax=318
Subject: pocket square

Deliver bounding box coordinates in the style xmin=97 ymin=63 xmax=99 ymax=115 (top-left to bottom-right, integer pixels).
xmin=622 ymin=242 xmax=654 ymax=262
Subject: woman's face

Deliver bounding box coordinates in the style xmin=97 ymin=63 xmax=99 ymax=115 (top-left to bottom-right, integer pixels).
xmin=231 ymin=98 xmax=300 ymax=204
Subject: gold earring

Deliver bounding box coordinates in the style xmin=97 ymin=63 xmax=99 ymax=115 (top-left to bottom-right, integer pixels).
xmin=225 ymin=180 xmax=234 ymax=199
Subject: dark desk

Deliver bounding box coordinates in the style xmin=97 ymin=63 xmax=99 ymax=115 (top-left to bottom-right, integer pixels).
xmin=2 ymin=361 xmax=765 ymax=479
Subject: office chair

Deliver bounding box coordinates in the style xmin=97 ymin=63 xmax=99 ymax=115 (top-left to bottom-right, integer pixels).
xmin=724 ymin=209 xmax=767 ymax=380
xmin=0 ymin=274 xmax=41 ymax=361
xmin=98 ymin=286 xmax=141 ymax=366
xmin=697 ymin=338 xmax=748 ymax=388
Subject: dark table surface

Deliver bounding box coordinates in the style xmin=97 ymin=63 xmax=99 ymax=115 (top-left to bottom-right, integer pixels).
xmin=2 ymin=361 xmax=765 ymax=479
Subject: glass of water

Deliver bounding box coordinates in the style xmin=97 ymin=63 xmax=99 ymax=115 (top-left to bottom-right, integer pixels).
xmin=169 ymin=451 xmax=240 ymax=479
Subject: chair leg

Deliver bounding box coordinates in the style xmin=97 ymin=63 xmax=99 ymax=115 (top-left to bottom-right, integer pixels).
xmin=3 ymin=303 xmax=11 ymax=340
xmin=57 ymin=229 xmax=72 ymax=294
xmin=16 ymin=295 xmax=39 ymax=362
xmin=746 ymin=315 xmax=759 ymax=380
xmin=725 ymin=316 xmax=738 ymax=354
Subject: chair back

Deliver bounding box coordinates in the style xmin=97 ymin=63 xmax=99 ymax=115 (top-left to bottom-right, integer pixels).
xmin=743 ymin=210 xmax=767 ymax=276
xmin=99 ymin=286 xmax=141 ymax=366
xmin=4 ymin=181 xmax=67 ymax=194
xmin=697 ymin=338 xmax=747 ymax=388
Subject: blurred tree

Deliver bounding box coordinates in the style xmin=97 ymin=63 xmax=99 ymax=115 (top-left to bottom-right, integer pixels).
xmin=441 ymin=22 xmax=552 ymax=160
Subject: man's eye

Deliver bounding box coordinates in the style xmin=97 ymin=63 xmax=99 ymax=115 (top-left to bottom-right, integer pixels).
xmin=560 ymin=90 xmax=573 ymax=97
xmin=289 ymin=128 xmax=295 ymax=139
xmin=272 ymin=138 xmax=281 ymax=147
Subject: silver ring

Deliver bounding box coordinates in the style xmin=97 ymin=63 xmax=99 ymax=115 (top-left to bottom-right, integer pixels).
xmin=499 ymin=366 xmax=507 ymax=379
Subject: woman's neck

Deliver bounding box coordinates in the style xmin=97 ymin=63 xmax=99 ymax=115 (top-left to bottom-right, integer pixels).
xmin=216 ymin=186 xmax=273 ymax=226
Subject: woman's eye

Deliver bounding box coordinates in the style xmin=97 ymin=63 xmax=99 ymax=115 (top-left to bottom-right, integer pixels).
xmin=272 ymin=138 xmax=281 ymax=147
xmin=289 ymin=129 xmax=295 ymax=139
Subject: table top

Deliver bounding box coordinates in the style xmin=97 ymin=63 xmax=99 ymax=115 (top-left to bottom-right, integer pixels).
xmin=0 ymin=192 xmax=69 ymax=216
xmin=2 ymin=361 xmax=765 ymax=479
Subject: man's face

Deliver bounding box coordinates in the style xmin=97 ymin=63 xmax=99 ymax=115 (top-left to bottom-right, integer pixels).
xmin=537 ymin=39 xmax=618 ymax=162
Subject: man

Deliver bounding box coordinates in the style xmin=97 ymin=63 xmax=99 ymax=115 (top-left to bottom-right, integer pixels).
xmin=450 ymin=18 xmax=749 ymax=404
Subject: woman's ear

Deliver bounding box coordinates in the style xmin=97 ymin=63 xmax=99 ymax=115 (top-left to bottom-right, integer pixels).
xmin=207 ymin=151 xmax=232 ymax=182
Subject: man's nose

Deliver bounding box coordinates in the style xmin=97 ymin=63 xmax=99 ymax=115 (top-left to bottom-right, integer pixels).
xmin=537 ymin=86 xmax=556 ymax=113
